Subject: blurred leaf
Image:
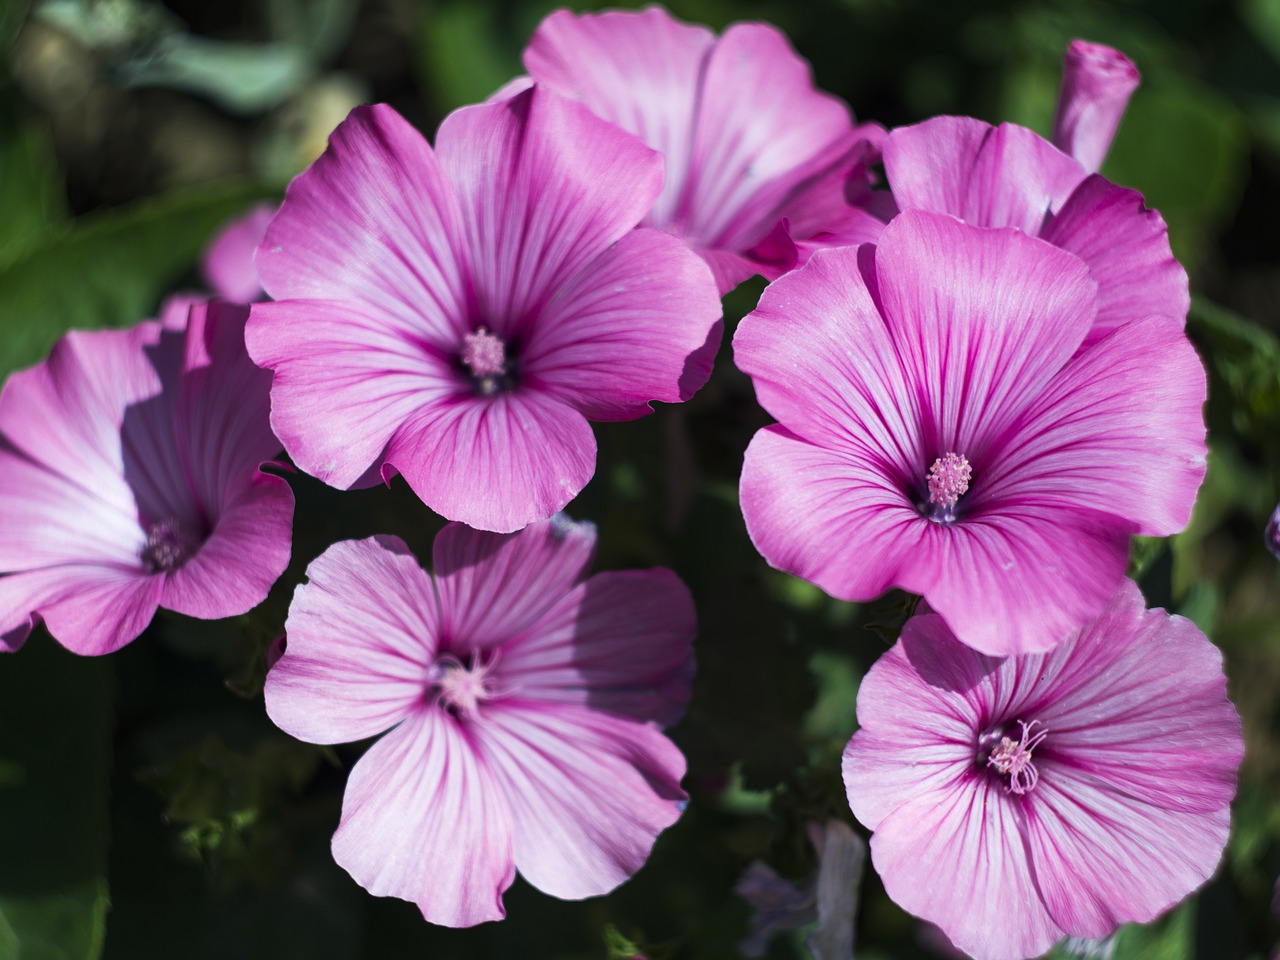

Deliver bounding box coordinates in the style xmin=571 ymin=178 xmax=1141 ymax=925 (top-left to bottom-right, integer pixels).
xmin=1 ymin=0 xmax=31 ymax=58
xmin=1241 ymin=0 xmax=1280 ymax=66
xmin=0 ymin=117 xmax=67 ymax=267
xmin=1105 ymin=78 xmax=1249 ymax=271
xmin=1190 ymin=297 xmax=1280 ymax=447
xmin=266 ymin=0 xmax=357 ymax=62
xmin=1112 ymin=899 xmax=1194 ymax=960
xmin=35 ymin=0 xmax=178 ymax=55
xmin=115 ymin=36 xmax=312 ymax=114
xmin=0 ymin=635 xmax=113 ymax=960
xmin=417 ymin=0 xmax=517 ymax=111
xmin=0 ymin=179 xmax=271 ymax=382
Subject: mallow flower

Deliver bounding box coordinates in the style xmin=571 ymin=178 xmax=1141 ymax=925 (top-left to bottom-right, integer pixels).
xmin=843 ymin=578 xmax=1243 ymax=960
xmin=735 ymin=210 xmax=1206 ymax=655
xmin=0 ymin=300 xmax=294 ymax=655
xmin=883 ymin=43 xmax=1183 ymax=349
xmin=246 ymin=86 xmax=721 ymax=532
xmin=201 ymin=202 xmax=275 ymax=303
xmin=515 ymin=5 xmax=887 ymax=294
xmin=264 ymin=516 xmax=695 ymax=926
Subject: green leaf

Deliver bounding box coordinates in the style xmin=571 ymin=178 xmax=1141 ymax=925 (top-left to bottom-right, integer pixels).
xmin=0 ymin=180 xmax=272 ymax=382
xmin=416 ymin=0 xmax=518 ymax=112
xmin=0 ymin=635 xmax=114 ymax=960
xmin=0 ymin=115 xmax=68 ymax=268
xmin=1111 ymin=899 xmax=1194 ymax=960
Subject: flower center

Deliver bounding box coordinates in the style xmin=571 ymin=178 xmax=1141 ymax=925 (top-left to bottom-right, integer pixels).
xmin=461 ymin=326 xmax=512 ymax=395
xmin=923 ymin=451 xmax=971 ymax=523
xmin=979 ymin=719 xmax=1047 ymax=795
xmin=432 ymin=656 xmax=497 ymax=719
xmin=140 ymin=518 xmax=197 ymax=572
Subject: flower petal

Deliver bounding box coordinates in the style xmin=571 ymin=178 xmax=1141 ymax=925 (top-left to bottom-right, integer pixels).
xmin=681 ymin=22 xmax=860 ymax=254
xmin=874 ymin=209 xmax=1097 ymax=459
xmin=1041 ymin=175 xmax=1189 ymax=346
xmin=246 ymin=298 xmax=454 ymax=490
xmin=984 ymin=316 xmax=1206 ymax=537
xmin=526 ymin=227 xmax=722 ymax=418
xmin=332 ymin=709 xmax=514 ymax=927
xmin=431 ymin=516 xmax=597 ymax=652
xmin=739 ymin=426 xmax=924 ymax=602
xmin=434 ymin=85 xmax=663 ymax=332
xmin=884 ymin=117 xmax=1086 ymax=234
xmin=476 ymin=701 xmax=685 ymax=900
xmin=256 ymin=104 xmax=471 ymax=345
xmin=522 ymin=7 xmax=714 ymax=230
xmin=264 ymin=536 xmax=440 ymax=744
xmin=386 ymin=390 xmax=597 ymax=533
xmin=201 ymin=203 xmax=274 ymax=302
xmin=0 ymin=565 xmax=163 ymax=656
xmin=496 ymin=569 xmax=696 ymax=726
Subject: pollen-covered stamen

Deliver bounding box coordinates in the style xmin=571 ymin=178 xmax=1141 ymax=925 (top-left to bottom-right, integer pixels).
xmin=927 ymin=452 xmax=972 ymax=506
xmin=986 ymin=720 xmax=1048 ymax=795
xmin=140 ymin=519 xmax=196 ymax=572
xmin=432 ymin=655 xmax=498 ymax=720
xmin=462 ymin=327 xmax=507 ymax=378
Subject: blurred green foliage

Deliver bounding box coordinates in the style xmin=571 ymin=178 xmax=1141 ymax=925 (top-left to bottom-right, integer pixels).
xmin=1 ymin=0 xmax=1279 ymax=958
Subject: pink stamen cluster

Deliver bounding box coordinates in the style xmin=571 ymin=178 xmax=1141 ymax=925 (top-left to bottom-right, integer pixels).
xmin=986 ymin=719 xmax=1048 ymax=795
xmin=927 ymin=452 xmax=972 ymax=506
xmin=462 ymin=327 xmax=507 ymax=378
xmin=433 ymin=656 xmax=497 ymax=719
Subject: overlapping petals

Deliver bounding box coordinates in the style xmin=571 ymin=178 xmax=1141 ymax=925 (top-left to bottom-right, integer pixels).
xmin=843 ymin=579 xmax=1242 ymax=960
xmin=0 ymin=301 xmax=293 ymax=655
xmin=883 ymin=115 xmax=1188 ymax=345
xmin=736 ymin=210 xmax=1206 ymax=654
xmin=264 ymin=518 xmax=694 ymax=925
xmin=248 ymin=88 xmax=721 ymax=532
xmin=522 ymin=6 xmax=885 ymax=293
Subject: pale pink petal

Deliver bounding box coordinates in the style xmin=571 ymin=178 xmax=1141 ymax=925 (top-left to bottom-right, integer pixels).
xmin=526 ymin=227 xmax=721 ymax=418
xmin=161 ymin=470 xmax=293 ymax=619
xmin=875 ymin=210 xmax=1096 ymax=458
xmin=476 ymin=702 xmax=685 ymax=900
xmin=0 ymin=445 xmax=143 ymax=569
xmin=733 ymin=244 xmax=922 ymax=471
xmin=985 ymin=317 xmax=1206 ymax=537
xmin=256 ymin=104 xmax=471 ymax=346
xmin=864 ymin=777 xmax=1061 ymax=960
xmin=884 ymin=117 xmax=1086 ymax=233
xmin=432 ymin=516 xmax=597 ymax=652
xmin=332 ymin=709 xmax=514 ymax=927
xmin=434 ymin=86 xmax=663 ymax=332
xmin=681 ymin=23 xmax=860 ymax=253
xmin=1052 ymin=40 xmax=1140 ymax=174
xmin=496 ymin=569 xmax=696 ymax=726
xmin=264 ymin=536 xmax=440 ymax=744
xmin=246 ymin=298 xmax=455 ymax=490
xmin=739 ymin=427 xmax=924 ymax=603
xmin=1041 ymin=175 xmax=1189 ymax=345
xmin=0 ymin=565 xmax=163 ymax=656
xmin=899 ymin=501 xmax=1132 ymax=655
xmin=522 ymin=7 xmax=714 ymax=230
xmin=386 ymin=391 xmax=596 ymax=534
xmin=201 ymin=203 xmax=274 ymax=302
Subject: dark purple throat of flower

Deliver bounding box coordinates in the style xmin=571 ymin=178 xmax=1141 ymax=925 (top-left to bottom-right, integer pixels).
xmin=461 ymin=326 xmax=515 ymax=396
xmin=977 ymin=719 xmax=1047 ymax=795
xmin=923 ymin=451 xmax=971 ymax=523
xmin=140 ymin=518 xmax=200 ymax=573
xmin=431 ymin=654 xmax=499 ymax=719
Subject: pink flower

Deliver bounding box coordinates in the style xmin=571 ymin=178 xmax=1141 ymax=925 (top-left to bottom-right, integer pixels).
xmin=883 ymin=88 xmax=1185 ymax=350
xmin=246 ymin=87 xmax=721 ymax=533
xmin=0 ymin=301 xmax=294 ymax=655
xmin=735 ymin=209 xmax=1206 ymax=655
xmin=1267 ymin=502 xmax=1280 ymax=560
xmin=264 ymin=517 xmax=694 ymax=926
xmin=1052 ymin=39 xmax=1140 ymax=174
xmin=842 ymin=579 xmax=1242 ymax=960
xmin=201 ymin=203 xmax=275 ymax=303
xmin=517 ymin=6 xmax=887 ymax=294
